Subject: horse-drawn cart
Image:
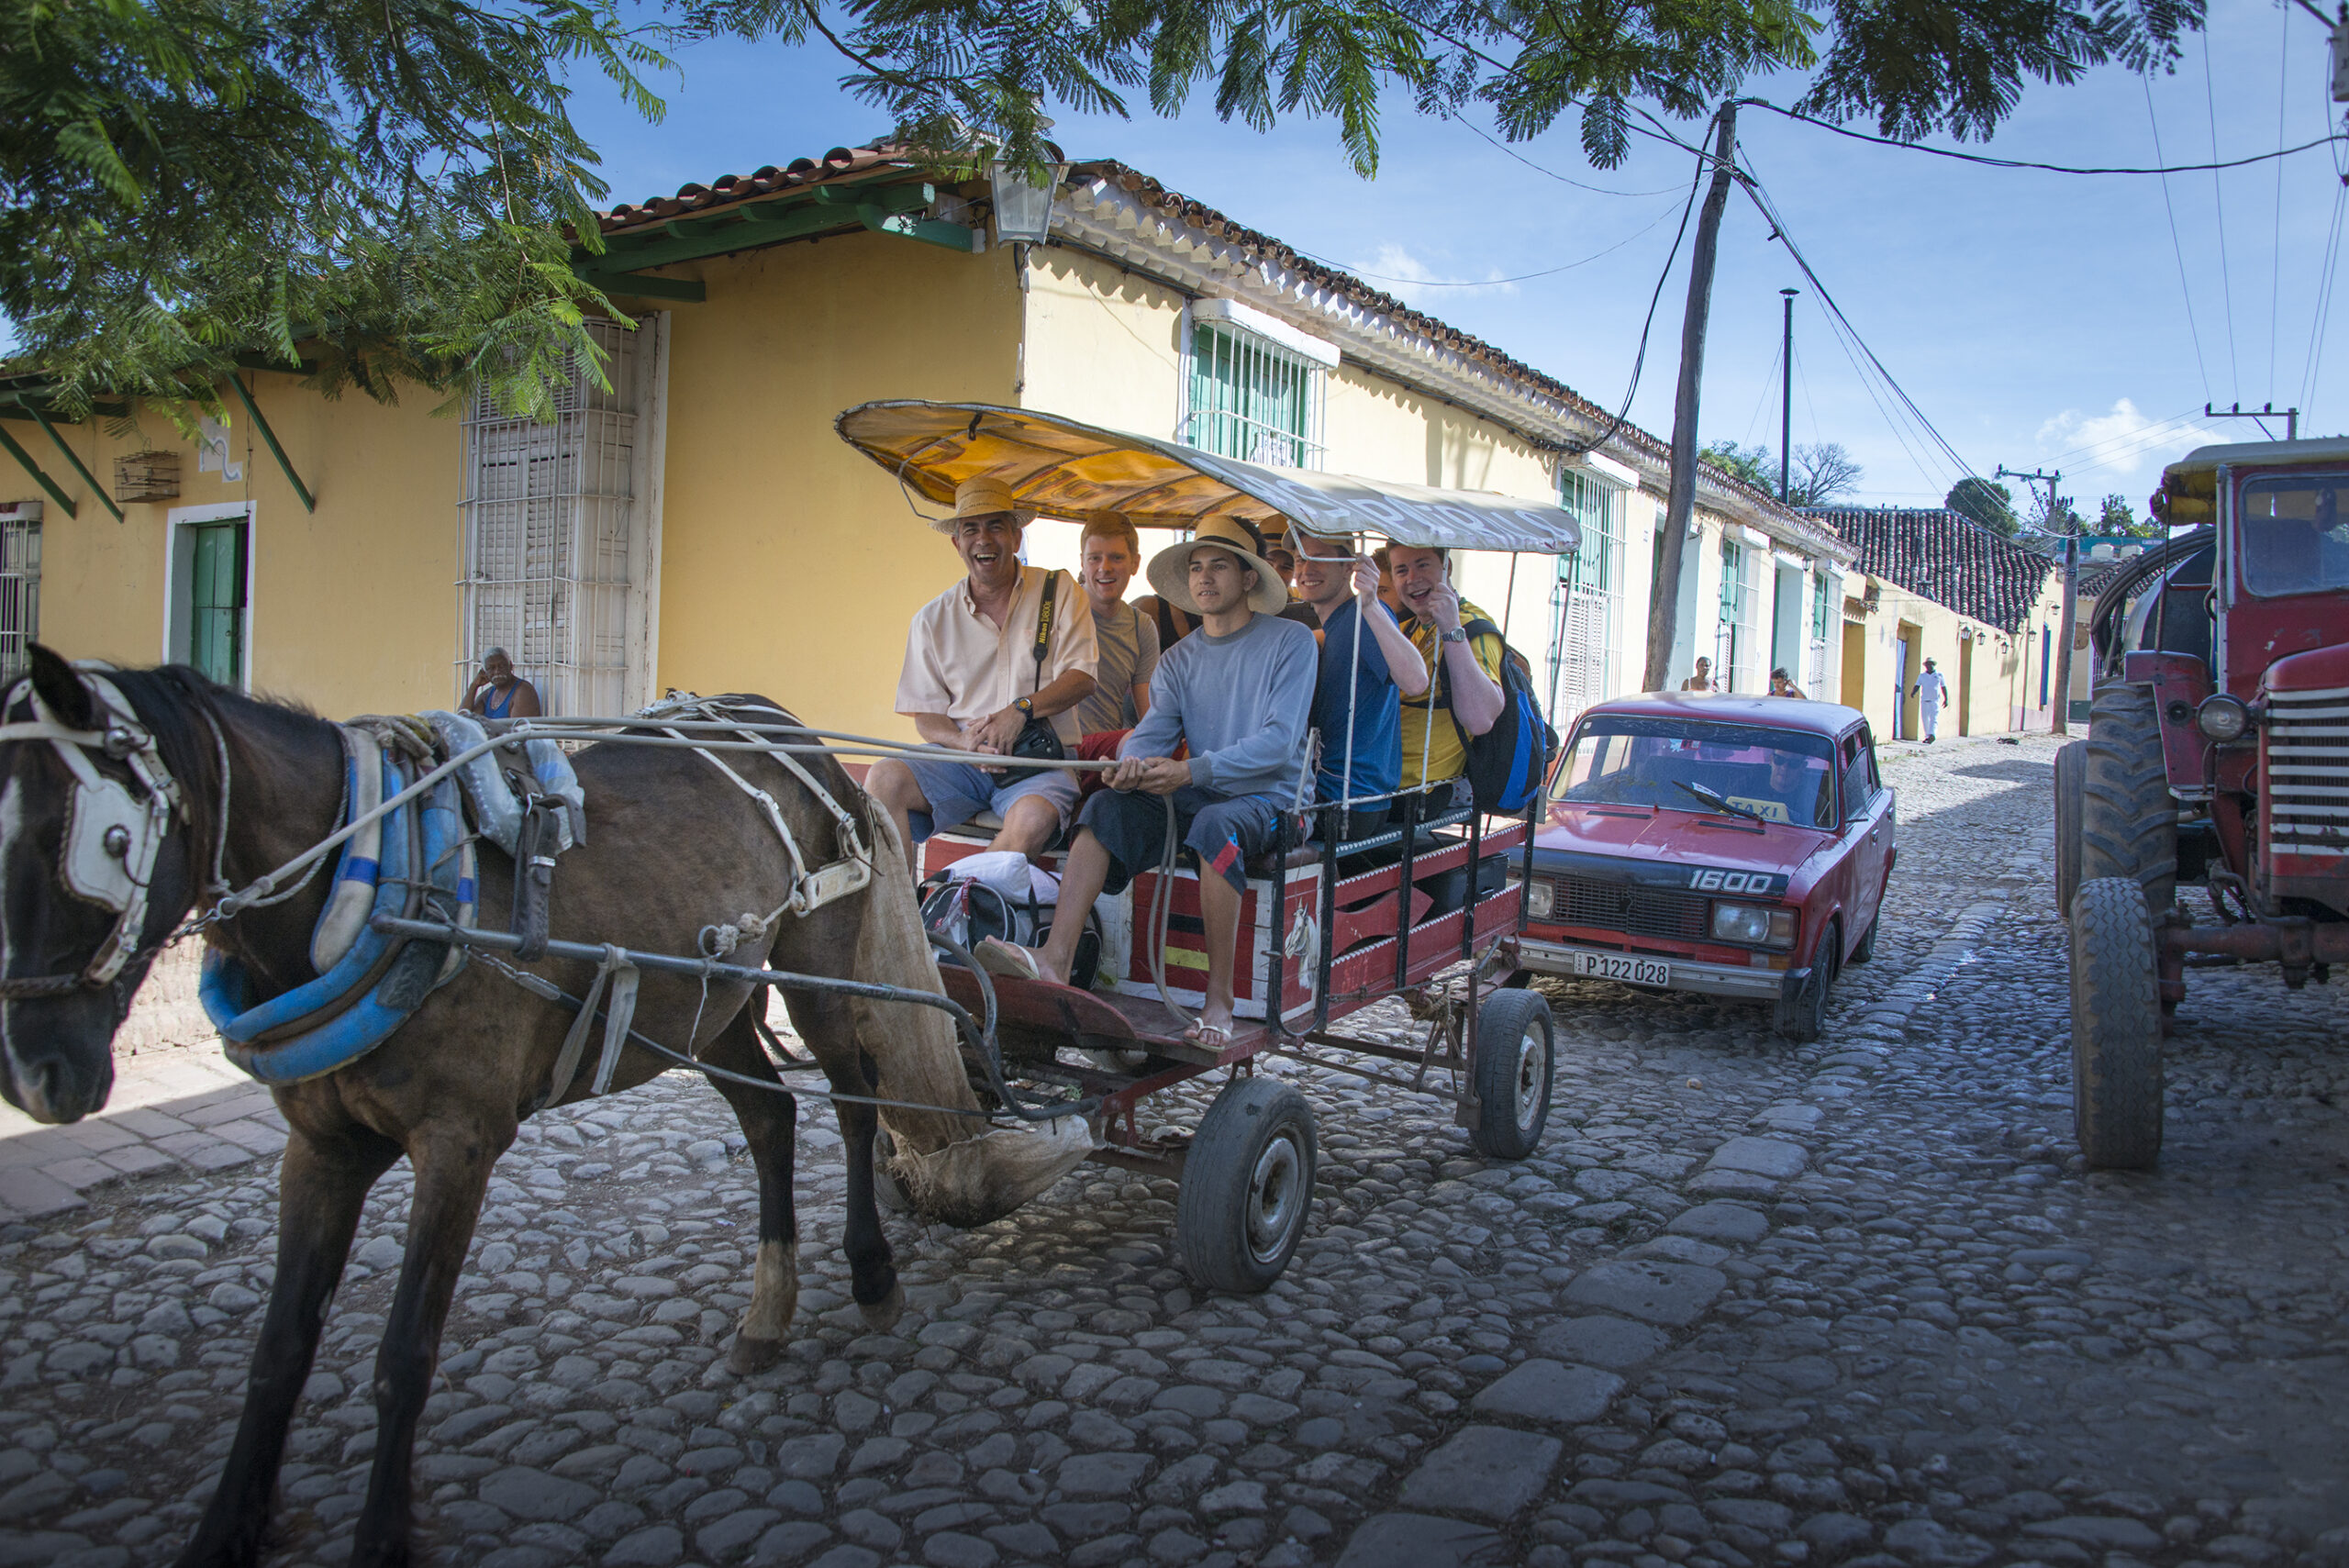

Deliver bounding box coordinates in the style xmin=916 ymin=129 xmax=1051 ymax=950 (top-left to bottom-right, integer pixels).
xmin=837 ymin=400 xmax=1583 ymax=1290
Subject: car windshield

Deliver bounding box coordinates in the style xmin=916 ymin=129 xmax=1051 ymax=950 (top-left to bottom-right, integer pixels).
xmin=1552 ymin=716 xmax=1840 ymax=828
xmin=2239 ymin=473 xmax=2349 ymax=596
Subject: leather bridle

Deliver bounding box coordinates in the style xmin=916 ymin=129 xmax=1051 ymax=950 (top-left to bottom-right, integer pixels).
xmin=0 ymin=672 xmax=188 ymax=998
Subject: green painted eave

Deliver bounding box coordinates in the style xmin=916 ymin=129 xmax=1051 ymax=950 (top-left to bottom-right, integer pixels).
xmin=573 ymin=177 xmax=979 ymax=300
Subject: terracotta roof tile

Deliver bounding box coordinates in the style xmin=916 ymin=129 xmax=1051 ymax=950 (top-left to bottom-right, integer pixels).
xmin=1806 ymin=506 xmax=2055 ymax=635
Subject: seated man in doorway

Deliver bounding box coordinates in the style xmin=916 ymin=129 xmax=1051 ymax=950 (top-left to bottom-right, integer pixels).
xmin=462 ymin=647 xmax=542 ymax=720
xmin=1291 ymin=532 xmax=1429 ymax=840
xmin=1390 ymin=544 xmax=1507 ymax=813
xmin=867 ymin=477 xmax=1098 ymax=860
xmin=974 ymin=518 xmax=1317 ymax=1046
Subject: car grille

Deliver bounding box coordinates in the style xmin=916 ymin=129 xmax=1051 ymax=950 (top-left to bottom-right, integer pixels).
xmin=1548 ymin=875 xmax=1710 ymax=940
xmin=2265 ymin=685 xmax=2349 ymax=853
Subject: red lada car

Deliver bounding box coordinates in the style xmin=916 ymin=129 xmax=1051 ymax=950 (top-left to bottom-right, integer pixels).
xmin=1512 ymin=695 xmax=1896 ymax=1040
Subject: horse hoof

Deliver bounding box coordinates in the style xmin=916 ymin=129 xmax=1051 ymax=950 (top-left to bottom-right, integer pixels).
xmin=855 ymin=1282 xmax=906 ymax=1333
xmin=727 ymin=1333 xmax=786 ymax=1375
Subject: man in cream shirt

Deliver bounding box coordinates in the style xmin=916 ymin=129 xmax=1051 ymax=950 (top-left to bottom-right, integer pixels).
xmin=867 ymin=477 xmax=1099 ymax=859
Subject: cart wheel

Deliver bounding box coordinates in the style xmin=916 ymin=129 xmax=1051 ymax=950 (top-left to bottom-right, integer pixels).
xmin=1470 ymin=990 xmax=1554 ymax=1160
xmin=2069 ymin=876 xmax=2164 ymax=1170
xmin=873 ymin=1128 xmax=912 ymax=1216
xmin=1176 ymin=1077 xmax=1317 ymax=1293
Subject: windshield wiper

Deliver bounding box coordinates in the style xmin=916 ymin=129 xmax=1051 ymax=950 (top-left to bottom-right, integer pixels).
xmin=1674 ymin=779 xmax=1769 ymax=826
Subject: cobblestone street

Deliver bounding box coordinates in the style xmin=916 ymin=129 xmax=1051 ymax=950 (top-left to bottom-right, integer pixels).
xmin=0 ymin=732 xmax=2343 ymax=1568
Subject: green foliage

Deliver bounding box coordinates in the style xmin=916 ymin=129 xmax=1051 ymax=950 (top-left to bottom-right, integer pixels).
xmin=1946 ymin=476 xmax=2019 ymax=536
xmin=2097 ymin=492 xmax=2158 ymax=537
xmin=1700 ymin=438 xmax=1859 ymax=504
xmin=1 ymin=0 xmax=667 ymax=423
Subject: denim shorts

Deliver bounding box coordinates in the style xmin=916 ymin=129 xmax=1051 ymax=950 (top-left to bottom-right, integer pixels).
xmin=901 ymin=750 xmax=1081 ymax=836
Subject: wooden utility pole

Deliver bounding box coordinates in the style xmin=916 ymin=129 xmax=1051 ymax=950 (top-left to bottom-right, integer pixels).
xmin=1999 ymin=465 xmax=2073 ymax=735
xmin=1643 ymin=100 xmax=1741 ymax=694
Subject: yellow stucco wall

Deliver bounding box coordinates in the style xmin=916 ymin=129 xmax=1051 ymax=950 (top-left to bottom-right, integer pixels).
xmin=1837 ymin=575 xmax=2060 ymax=742
xmin=641 ymin=231 xmax=1023 ymax=736
xmin=6 ymin=377 xmax=460 ymax=717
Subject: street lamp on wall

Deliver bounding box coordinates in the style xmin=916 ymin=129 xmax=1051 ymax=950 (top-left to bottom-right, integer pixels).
xmin=987 ymin=151 xmax=1068 ymax=247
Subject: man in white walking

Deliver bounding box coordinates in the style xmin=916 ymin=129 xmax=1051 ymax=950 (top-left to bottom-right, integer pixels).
xmin=1914 ymin=657 xmax=1949 ymax=743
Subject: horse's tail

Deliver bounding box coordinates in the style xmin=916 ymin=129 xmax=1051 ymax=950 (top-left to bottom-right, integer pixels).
xmin=849 ymin=806 xmax=1093 ymax=1228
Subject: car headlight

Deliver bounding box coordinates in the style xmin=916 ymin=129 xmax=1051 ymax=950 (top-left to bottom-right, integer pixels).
xmin=1711 ymin=902 xmax=1797 ymax=948
xmin=1524 ymin=877 xmax=1554 ymax=919
xmin=2196 ymin=693 xmax=2251 ymax=742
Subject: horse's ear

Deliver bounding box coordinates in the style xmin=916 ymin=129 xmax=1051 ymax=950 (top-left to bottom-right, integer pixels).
xmin=27 ymin=644 xmax=97 ymax=730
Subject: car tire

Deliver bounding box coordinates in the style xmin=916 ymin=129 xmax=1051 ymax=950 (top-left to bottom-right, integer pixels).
xmin=1175 ymin=1076 xmax=1317 ymax=1293
xmin=2080 ymin=683 xmax=2177 ymax=914
xmin=1847 ymin=914 xmax=1878 ymax=965
xmin=1469 ymin=990 xmax=1554 ymax=1160
xmin=1773 ymin=921 xmax=1841 ymax=1043
xmin=2054 ymin=739 xmax=2086 ymax=918
xmin=2068 ymin=876 xmax=2164 ymax=1170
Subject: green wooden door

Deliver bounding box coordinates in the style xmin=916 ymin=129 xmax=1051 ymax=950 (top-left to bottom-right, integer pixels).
xmin=188 ymin=521 xmax=246 ymax=684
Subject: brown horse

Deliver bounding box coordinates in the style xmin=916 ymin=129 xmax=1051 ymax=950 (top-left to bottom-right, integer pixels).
xmin=0 ymin=646 xmax=1087 ymax=1568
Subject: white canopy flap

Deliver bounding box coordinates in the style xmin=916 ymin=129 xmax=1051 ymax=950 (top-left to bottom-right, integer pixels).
xmin=835 ymin=400 xmax=1581 ymax=555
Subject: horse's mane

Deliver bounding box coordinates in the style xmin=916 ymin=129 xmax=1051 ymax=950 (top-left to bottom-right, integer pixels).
xmin=101 ymin=665 xmax=335 ymax=885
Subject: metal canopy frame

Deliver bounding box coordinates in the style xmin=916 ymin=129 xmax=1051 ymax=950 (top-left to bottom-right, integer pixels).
xmin=835 ymin=400 xmax=1583 ymax=554
xmin=576 ymin=178 xmax=980 ymax=305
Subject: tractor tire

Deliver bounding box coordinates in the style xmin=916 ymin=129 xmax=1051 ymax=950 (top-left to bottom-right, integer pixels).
xmin=2054 ymin=739 xmax=2085 ymax=919
xmin=2078 ymin=683 xmax=2176 ymax=914
xmin=2067 ymin=876 xmax=2165 ymax=1170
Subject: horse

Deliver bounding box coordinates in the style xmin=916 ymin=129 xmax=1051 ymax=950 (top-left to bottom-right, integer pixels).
xmin=0 ymin=645 xmax=1088 ymax=1568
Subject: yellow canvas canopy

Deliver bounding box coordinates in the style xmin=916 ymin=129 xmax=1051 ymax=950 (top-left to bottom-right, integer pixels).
xmin=836 ymin=400 xmax=1582 ymax=556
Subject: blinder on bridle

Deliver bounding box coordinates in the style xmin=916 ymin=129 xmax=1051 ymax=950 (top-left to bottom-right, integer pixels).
xmin=0 ymin=670 xmax=186 ymax=997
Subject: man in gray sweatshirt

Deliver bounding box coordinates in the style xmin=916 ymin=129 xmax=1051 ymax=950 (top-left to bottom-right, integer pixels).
xmin=977 ymin=517 xmax=1317 ymax=1046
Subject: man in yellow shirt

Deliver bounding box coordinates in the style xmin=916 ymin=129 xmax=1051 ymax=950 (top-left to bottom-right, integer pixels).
xmin=1390 ymin=544 xmax=1507 ymax=800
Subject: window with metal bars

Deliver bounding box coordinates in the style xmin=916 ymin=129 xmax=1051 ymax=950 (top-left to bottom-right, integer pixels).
xmin=0 ymin=511 xmax=38 ymax=682
xmin=1184 ymin=322 xmax=1325 ymax=468
xmin=458 ymin=318 xmax=654 ymax=716
xmin=1809 ymin=568 xmax=1833 ymax=694
xmin=1548 ymin=469 xmax=1627 ymax=725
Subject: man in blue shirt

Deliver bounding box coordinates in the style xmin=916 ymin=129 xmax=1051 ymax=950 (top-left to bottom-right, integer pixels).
xmin=1292 ymin=533 xmax=1430 ymax=841
xmin=975 ymin=517 xmax=1316 ymax=1047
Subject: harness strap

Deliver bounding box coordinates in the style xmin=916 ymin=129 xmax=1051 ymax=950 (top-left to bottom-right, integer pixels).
xmin=541 ymin=942 xmax=641 ymax=1105
xmin=650 ymin=695 xmax=873 ymax=920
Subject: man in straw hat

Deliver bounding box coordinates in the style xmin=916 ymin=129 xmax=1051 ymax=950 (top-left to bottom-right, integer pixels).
xmin=868 ymin=475 xmax=1099 ymax=860
xmin=976 ymin=517 xmax=1317 ymax=1048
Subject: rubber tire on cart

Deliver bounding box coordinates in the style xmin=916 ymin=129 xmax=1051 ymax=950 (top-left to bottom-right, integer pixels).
xmin=1469 ymin=989 xmax=1555 ymax=1160
xmin=2053 ymin=739 xmax=2086 ymax=918
xmin=2080 ymin=683 xmax=2177 ymax=915
xmin=1176 ymin=1076 xmax=1318 ymax=1293
xmin=2068 ymin=876 xmax=2165 ymax=1170
xmin=1772 ymin=921 xmax=1841 ymax=1044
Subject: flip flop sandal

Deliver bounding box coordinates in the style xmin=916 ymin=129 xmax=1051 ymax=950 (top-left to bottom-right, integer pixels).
xmin=973 ymin=939 xmax=1044 ymax=982
xmin=1186 ymin=1021 xmax=1234 ymax=1049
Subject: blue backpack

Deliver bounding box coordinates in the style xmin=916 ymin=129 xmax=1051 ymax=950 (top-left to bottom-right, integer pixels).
xmin=1446 ymin=617 xmax=1559 ymax=815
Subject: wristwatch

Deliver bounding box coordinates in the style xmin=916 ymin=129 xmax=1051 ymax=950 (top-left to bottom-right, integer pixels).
xmin=1439 ymin=628 xmax=1468 ymax=644
xmin=1013 ymin=696 xmax=1034 ymax=716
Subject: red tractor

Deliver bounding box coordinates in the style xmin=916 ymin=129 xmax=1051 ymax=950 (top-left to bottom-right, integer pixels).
xmin=2056 ymin=436 xmax=2349 ymax=1168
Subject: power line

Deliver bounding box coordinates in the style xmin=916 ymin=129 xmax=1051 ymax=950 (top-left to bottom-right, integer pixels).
xmin=2033 ymin=408 xmax=2216 ymax=469
xmin=1737 ymin=159 xmax=1977 ymax=489
xmin=1291 ymin=192 xmax=1687 ymax=289
xmin=1737 ymin=97 xmax=2347 ymax=175
xmin=2202 ymin=30 xmax=2242 ymax=395
xmin=2301 ymin=178 xmax=2348 ymax=417
xmin=2145 ymin=75 xmax=2214 ymax=401
xmin=1444 ymin=113 xmax=1689 ymax=197
xmin=1564 ymin=145 xmax=1711 ymax=458
xmin=2272 ymin=5 xmax=2291 ymax=400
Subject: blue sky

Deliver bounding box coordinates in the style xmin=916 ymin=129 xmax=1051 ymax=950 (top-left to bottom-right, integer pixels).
xmin=565 ymin=0 xmax=2343 ymax=516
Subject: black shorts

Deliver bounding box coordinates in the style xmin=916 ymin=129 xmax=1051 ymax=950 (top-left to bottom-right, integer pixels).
xmin=1080 ymin=785 xmax=1286 ymax=895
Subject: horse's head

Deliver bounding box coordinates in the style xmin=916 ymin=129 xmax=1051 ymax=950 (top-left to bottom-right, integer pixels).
xmin=0 ymin=645 xmax=208 ymax=1123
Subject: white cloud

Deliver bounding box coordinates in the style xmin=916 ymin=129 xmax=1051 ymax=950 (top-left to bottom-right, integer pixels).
xmin=1365 ymin=244 xmax=1520 ymax=309
xmin=2034 ymin=398 xmax=2224 ymax=480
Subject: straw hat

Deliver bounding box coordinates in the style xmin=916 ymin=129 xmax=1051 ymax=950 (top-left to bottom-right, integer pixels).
xmin=935 ymin=475 xmax=1030 ymax=533
xmin=1145 ymin=517 xmax=1290 ymax=615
